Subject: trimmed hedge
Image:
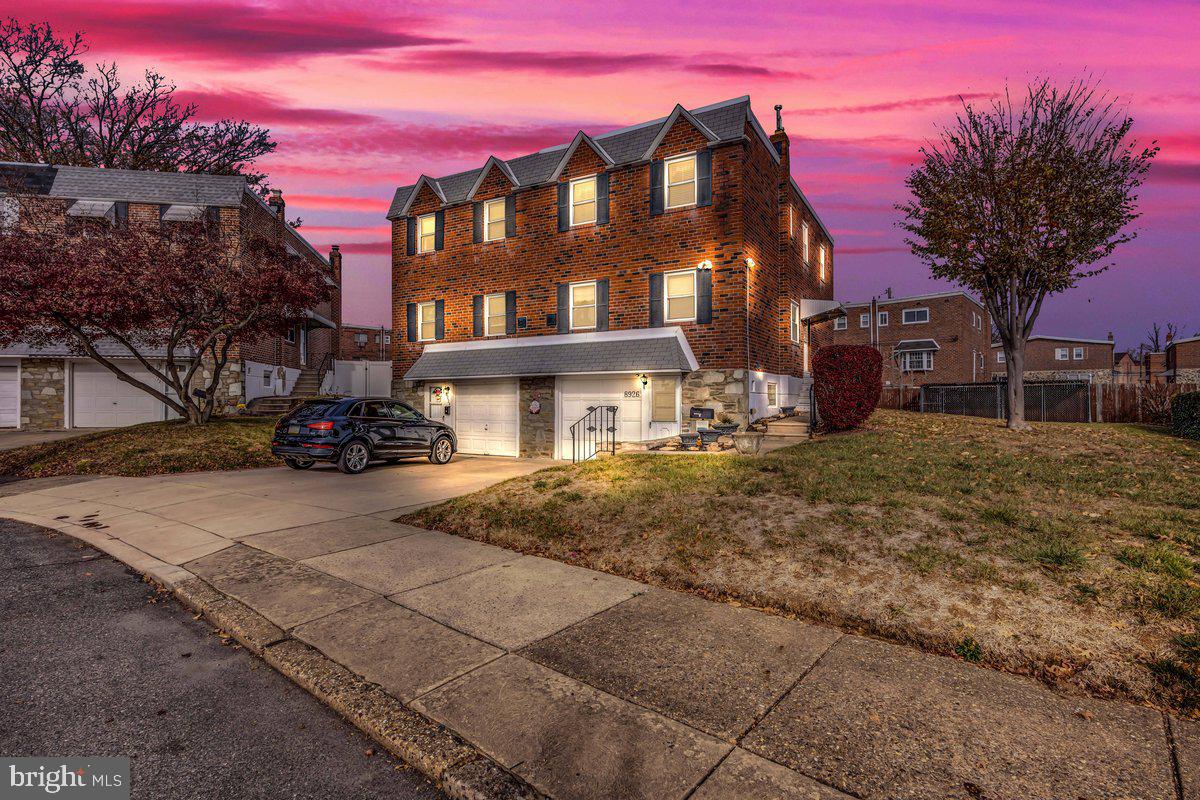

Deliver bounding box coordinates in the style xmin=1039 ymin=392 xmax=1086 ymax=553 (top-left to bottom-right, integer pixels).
xmin=813 ymin=345 xmax=883 ymax=430
xmin=1171 ymin=391 xmax=1200 ymax=440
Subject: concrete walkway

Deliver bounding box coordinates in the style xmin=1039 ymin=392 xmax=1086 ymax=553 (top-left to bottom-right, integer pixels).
xmin=0 ymin=427 xmax=102 ymax=451
xmin=0 ymin=467 xmax=1195 ymax=800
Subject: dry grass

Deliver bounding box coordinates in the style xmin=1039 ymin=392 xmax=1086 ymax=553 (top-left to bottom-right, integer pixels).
xmin=0 ymin=418 xmax=277 ymax=477
xmin=406 ymin=410 xmax=1200 ymax=715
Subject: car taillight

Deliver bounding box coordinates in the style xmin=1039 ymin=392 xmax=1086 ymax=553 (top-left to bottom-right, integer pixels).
xmin=306 ymin=421 xmax=334 ymax=431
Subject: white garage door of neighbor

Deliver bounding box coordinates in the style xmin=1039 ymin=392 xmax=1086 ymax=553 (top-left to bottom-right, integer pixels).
xmin=558 ymin=375 xmax=644 ymax=459
xmin=0 ymin=366 xmax=18 ymax=428
xmin=72 ymin=362 xmax=169 ymax=428
xmin=452 ymin=379 xmax=519 ymax=457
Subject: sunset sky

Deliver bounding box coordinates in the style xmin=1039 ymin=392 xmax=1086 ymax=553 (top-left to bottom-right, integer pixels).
xmin=15 ymin=0 xmax=1199 ymax=350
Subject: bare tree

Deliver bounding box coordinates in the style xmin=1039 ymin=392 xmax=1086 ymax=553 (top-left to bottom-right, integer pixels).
xmin=1139 ymin=321 xmax=1182 ymax=357
xmin=899 ymin=78 xmax=1156 ymax=429
xmin=0 ymin=19 xmax=275 ymax=186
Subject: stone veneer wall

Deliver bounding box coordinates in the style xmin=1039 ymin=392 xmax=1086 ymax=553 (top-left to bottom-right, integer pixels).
xmin=1174 ymin=368 xmax=1200 ymax=384
xmin=1024 ymin=369 xmax=1114 ymax=383
xmin=20 ymin=358 xmax=66 ymax=429
xmin=519 ymin=376 xmax=555 ymax=458
xmin=682 ymin=369 xmax=749 ymax=428
xmin=394 ymin=377 xmax=425 ymax=410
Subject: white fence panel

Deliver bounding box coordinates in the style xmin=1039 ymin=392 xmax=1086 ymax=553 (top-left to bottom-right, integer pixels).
xmin=330 ymin=360 xmax=392 ymax=397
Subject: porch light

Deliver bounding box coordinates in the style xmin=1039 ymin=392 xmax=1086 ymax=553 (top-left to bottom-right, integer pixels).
xmin=698 ymin=259 xmax=713 ymax=270
xmin=746 ymin=258 xmax=756 ymax=268
xmin=637 ymin=373 xmax=649 ymax=388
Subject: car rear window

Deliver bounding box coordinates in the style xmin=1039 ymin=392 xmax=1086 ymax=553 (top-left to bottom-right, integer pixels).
xmin=287 ymin=401 xmax=342 ymax=422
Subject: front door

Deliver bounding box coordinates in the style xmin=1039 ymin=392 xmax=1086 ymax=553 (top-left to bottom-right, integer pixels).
xmin=298 ymin=325 xmax=308 ymax=366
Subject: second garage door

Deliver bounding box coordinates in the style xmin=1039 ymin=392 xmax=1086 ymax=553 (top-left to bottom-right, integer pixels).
xmin=72 ymin=361 xmax=171 ymax=428
xmin=0 ymin=365 xmax=18 ymax=428
xmin=452 ymin=379 xmax=519 ymax=457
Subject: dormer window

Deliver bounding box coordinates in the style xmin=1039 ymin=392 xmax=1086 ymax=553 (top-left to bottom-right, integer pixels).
xmin=569 ymin=177 xmax=597 ymax=226
xmin=665 ymin=154 xmax=697 ymax=209
xmin=484 ymin=198 xmax=506 ymax=242
xmin=417 ymin=213 xmax=437 ymax=253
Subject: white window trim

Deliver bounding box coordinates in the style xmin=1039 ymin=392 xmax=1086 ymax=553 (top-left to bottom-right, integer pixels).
xmin=568 ymin=280 xmax=597 ymax=331
xmin=483 ymin=198 xmax=506 ymax=242
xmin=484 ymin=292 xmax=507 ymax=337
xmin=417 ymin=213 xmax=437 ymax=254
xmin=1055 ymin=348 xmax=1070 ymax=361
xmin=766 ymin=382 xmax=778 ymax=407
xmin=284 ymin=326 xmax=297 ymax=344
xmin=801 ymin=221 xmax=810 ymax=263
xmin=569 ymin=176 xmax=598 ymax=227
xmin=664 ymin=153 xmax=699 ymax=210
xmin=788 ymin=205 xmax=794 ymax=238
xmin=902 ymin=307 xmax=930 ymax=325
xmin=1073 ymin=347 xmax=1085 ymax=360
xmin=997 ymin=351 xmax=1006 ymax=363
xmin=901 ymin=351 xmax=934 ymax=372
xmin=417 ymin=301 xmax=437 ymax=342
xmin=859 ymin=313 xmax=870 ymax=329
xmin=789 ymin=301 xmax=801 ymax=343
xmin=834 ymin=316 xmax=847 ymax=331
xmin=664 ymin=269 xmax=698 ymax=323
xmin=819 ymin=245 xmax=827 ymax=282
xmin=878 ymin=311 xmax=889 ymax=327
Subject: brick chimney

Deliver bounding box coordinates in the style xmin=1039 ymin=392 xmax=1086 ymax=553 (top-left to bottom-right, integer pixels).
xmin=769 ymin=103 xmax=790 ymax=164
xmin=1107 ymin=331 xmax=1114 ymax=342
xmin=267 ymin=188 xmax=285 ymax=220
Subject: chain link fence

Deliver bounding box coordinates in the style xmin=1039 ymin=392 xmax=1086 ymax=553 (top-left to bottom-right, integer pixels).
xmin=920 ymin=380 xmax=1092 ymax=422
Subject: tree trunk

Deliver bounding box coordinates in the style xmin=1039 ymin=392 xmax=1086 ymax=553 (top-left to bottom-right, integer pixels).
xmin=1004 ymin=342 xmax=1030 ymax=431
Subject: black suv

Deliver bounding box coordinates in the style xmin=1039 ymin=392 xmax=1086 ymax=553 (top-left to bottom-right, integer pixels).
xmin=270 ymin=397 xmax=456 ymax=474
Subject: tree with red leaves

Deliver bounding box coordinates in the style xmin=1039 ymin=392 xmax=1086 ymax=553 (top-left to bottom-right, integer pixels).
xmin=813 ymin=345 xmax=883 ymax=431
xmin=0 ymin=196 xmax=329 ymax=424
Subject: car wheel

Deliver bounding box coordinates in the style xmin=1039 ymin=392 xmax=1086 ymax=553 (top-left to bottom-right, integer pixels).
xmin=337 ymin=441 xmax=371 ymax=475
xmin=283 ymin=457 xmax=314 ymax=470
xmin=429 ymin=436 xmax=453 ymax=465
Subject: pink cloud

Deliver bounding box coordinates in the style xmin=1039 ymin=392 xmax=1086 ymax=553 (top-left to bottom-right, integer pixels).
xmin=796 ymin=93 xmax=994 ymax=116
xmin=334 ymin=241 xmax=392 ymax=255
xmin=287 ymin=120 xmax=604 ymax=161
xmin=175 ymin=88 xmax=376 ymax=126
xmin=374 ymin=49 xmax=795 ymax=78
xmin=37 ymin=0 xmax=459 ymax=62
xmin=286 ymin=194 xmax=391 ymax=213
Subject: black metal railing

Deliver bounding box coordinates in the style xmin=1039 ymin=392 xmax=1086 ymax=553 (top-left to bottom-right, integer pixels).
xmin=314 ymin=352 xmax=334 ymax=395
xmin=807 ymin=380 xmax=820 ymax=438
xmin=570 ymin=405 xmax=618 ymax=463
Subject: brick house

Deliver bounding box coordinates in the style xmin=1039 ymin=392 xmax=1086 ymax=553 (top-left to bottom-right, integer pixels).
xmin=1165 ymin=335 xmax=1200 ymax=383
xmin=340 ymin=324 xmax=392 ymax=361
xmin=1113 ymin=350 xmax=1141 ymax=384
xmin=824 ymin=291 xmax=992 ymax=386
xmin=388 ymin=96 xmax=837 ymax=458
xmin=0 ymin=164 xmax=340 ymax=430
xmin=989 ymin=334 xmax=1115 ymax=382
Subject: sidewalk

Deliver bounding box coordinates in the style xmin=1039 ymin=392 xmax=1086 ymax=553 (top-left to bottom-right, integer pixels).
xmin=1 ymin=474 xmax=1194 ymax=800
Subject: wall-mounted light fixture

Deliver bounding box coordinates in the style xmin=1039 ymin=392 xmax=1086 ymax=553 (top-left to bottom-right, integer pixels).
xmin=746 ymin=257 xmax=756 ymax=268
xmin=698 ymin=259 xmax=713 ymax=270
xmin=637 ymin=373 xmax=649 ymax=389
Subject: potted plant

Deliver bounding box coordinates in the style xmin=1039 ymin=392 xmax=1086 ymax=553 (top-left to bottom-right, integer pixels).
xmin=710 ymin=413 xmax=738 ymax=435
xmin=731 ymin=429 xmax=764 ymax=454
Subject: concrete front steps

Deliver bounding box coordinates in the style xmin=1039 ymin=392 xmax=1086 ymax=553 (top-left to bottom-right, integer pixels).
xmin=246 ymin=367 xmax=326 ymax=417
xmin=761 ymin=416 xmax=811 ymax=439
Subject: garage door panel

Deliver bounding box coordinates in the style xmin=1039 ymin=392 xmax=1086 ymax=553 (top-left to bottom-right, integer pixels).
xmin=72 ymin=362 xmax=169 ymax=428
xmin=453 ymin=379 xmax=519 ymax=457
xmin=558 ymin=375 xmax=645 ymax=458
xmin=0 ymin=366 xmax=18 ymax=427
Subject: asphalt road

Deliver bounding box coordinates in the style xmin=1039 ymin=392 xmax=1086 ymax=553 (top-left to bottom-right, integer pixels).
xmin=0 ymin=517 xmax=444 ymax=800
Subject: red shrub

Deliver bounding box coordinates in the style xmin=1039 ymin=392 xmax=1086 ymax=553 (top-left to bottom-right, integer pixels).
xmin=812 ymin=345 xmax=883 ymax=430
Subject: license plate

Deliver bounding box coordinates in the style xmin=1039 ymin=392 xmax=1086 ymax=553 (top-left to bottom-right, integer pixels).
xmin=288 ymin=425 xmax=300 ymax=435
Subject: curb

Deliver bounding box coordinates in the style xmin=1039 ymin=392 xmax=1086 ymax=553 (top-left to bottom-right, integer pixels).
xmin=4 ymin=513 xmax=543 ymax=800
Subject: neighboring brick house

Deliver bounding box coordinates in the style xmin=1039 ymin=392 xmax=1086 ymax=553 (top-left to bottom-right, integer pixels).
xmin=0 ymin=164 xmax=340 ymax=430
xmin=1143 ymin=350 xmax=1168 ymax=384
xmin=824 ymin=291 xmax=992 ymax=386
xmin=989 ymin=334 xmax=1115 ymax=382
xmin=388 ymin=96 xmax=837 ymax=458
xmin=1113 ymin=350 xmax=1141 ymax=384
xmin=1165 ymin=335 xmax=1200 ymax=383
xmin=340 ymin=324 xmax=392 ymax=360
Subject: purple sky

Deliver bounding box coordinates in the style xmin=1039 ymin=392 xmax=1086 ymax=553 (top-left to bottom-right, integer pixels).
xmin=13 ymin=0 xmax=1199 ymax=351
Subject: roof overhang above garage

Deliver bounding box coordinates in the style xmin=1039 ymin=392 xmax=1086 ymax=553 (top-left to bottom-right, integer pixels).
xmin=893 ymin=339 xmax=940 ymax=353
xmin=404 ymin=327 xmax=699 ymax=381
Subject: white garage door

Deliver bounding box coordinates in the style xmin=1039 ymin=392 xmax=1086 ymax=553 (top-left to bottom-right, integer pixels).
xmin=72 ymin=362 xmax=170 ymax=428
xmin=0 ymin=366 xmax=18 ymax=428
xmin=452 ymin=379 xmax=519 ymax=457
xmin=558 ymin=375 xmax=644 ymax=459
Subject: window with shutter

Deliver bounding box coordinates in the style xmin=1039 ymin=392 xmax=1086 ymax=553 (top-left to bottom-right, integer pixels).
xmin=418 ymin=301 xmax=437 ymax=341
xmin=484 ymin=198 xmax=506 ymax=241
xmin=664 ymin=154 xmax=697 ymax=208
xmin=569 ymin=177 xmax=597 ymax=226
xmin=790 ymin=301 xmax=801 ymax=343
xmin=665 ymin=270 xmax=697 ymax=322
xmin=417 ymin=213 xmax=437 ymax=253
xmin=484 ymin=293 xmax=506 ymax=336
xmin=569 ymin=281 xmax=597 ymax=330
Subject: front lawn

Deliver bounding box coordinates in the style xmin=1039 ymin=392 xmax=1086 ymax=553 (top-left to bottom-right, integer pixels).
xmin=406 ymin=410 xmax=1200 ymax=715
xmin=0 ymin=418 xmax=277 ymax=478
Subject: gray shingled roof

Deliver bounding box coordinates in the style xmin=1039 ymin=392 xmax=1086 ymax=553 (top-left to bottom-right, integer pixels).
xmin=387 ymin=96 xmax=757 ymax=219
xmin=46 ymin=166 xmax=248 ymax=206
xmin=0 ymin=337 xmax=194 ymax=360
xmin=893 ymin=339 xmax=940 ymax=353
xmin=404 ymin=334 xmax=695 ymax=380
